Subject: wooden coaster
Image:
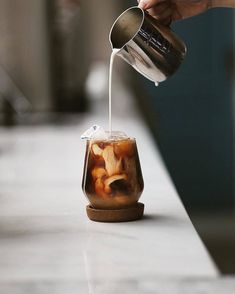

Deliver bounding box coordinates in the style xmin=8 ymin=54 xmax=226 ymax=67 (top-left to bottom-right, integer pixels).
xmin=86 ymin=202 xmax=144 ymax=222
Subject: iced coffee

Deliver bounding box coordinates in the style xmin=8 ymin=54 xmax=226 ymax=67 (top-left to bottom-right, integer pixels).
xmin=82 ymin=135 xmax=144 ymax=210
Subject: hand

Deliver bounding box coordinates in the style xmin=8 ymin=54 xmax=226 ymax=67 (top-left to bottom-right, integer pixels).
xmin=137 ymin=0 xmax=212 ymax=24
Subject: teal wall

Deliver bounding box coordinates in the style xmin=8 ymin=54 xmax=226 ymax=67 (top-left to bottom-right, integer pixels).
xmin=139 ymin=9 xmax=234 ymax=211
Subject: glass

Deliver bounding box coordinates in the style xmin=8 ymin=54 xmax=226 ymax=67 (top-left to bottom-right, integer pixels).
xmin=82 ymin=137 xmax=144 ymax=210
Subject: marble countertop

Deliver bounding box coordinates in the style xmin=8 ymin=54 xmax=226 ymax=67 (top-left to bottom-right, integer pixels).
xmin=0 ymin=112 xmax=223 ymax=293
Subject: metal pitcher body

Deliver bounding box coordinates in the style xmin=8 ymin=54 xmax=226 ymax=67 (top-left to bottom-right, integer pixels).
xmin=109 ymin=6 xmax=187 ymax=85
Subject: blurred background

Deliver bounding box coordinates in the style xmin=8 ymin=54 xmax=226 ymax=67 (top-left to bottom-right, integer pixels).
xmin=0 ymin=0 xmax=234 ymax=275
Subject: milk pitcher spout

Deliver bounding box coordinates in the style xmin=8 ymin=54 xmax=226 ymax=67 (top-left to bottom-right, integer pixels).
xmin=109 ymin=6 xmax=187 ymax=84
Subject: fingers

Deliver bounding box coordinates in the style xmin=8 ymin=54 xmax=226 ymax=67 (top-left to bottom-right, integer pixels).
xmin=151 ymin=9 xmax=173 ymax=26
xmin=137 ymin=0 xmax=173 ymax=26
xmin=137 ymin=0 xmax=165 ymax=10
xmin=147 ymin=1 xmax=169 ymax=14
xmin=148 ymin=3 xmax=173 ymax=24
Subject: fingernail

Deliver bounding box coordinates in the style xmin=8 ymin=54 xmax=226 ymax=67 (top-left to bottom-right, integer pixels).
xmin=138 ymin=0 xmax=147 ymax=9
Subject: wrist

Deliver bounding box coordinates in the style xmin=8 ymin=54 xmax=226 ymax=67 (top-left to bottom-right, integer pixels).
xmin=210 ymin=0 xmax=235 ymax=8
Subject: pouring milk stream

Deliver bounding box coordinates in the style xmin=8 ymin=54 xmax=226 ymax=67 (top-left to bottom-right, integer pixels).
xmin=83 ymin=6 xmax=186 ymax=139
xmin=108 ymin=49 xmax=119 ymax=135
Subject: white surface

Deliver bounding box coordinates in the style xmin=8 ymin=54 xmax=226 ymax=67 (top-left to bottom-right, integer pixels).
xmin=0 ymin=113 xmax=219 ymax=293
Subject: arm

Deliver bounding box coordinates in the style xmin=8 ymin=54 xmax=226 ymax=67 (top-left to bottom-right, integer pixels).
xmin=211 ymin=0 xmax=235 ymax=7
xmin=137 ymin=0 xmax=235 ymax=24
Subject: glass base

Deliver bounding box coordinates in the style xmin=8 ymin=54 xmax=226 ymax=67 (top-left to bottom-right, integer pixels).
xmin=86 ymin=202 xmax=144 ymax=222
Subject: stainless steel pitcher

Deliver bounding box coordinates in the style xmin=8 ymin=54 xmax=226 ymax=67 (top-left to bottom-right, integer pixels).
xmin=109 ymin=6 xmax=187 ymax=85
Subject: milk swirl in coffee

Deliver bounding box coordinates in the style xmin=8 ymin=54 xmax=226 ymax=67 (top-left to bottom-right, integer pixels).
xmin=82 ymin=136 xmax=144 ymax=209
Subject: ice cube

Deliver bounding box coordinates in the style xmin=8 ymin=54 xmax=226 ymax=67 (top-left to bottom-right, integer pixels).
xmin=109 ymin=131 xmax=129 ymax=140
xmin=92 ymin=127 xmax=109 ymax=140
xmin=81 ymin=125 xmax=108 ymax=140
